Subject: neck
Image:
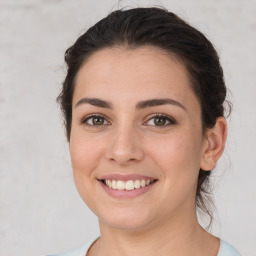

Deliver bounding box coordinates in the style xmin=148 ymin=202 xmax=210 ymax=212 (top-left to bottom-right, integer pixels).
xmin=89 ymin=209 xmax=218 ymax=256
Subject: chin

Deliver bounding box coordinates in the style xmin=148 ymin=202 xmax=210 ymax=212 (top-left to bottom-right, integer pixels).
xmin=98 ymin=208 xmax=154 ymax=231
xmin=101 ymin=218 xmax=152 ymax=231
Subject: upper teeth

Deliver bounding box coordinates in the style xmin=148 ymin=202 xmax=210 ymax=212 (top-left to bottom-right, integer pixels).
xmin=105 ymin=179 xmax=153 ymax=190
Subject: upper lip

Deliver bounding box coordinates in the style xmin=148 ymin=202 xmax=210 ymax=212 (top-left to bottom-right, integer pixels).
xmin=98 ymin=174 xmax=158 ymax=181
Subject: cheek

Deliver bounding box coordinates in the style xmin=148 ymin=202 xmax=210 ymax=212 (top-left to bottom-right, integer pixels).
xmin=150 ymin=131 xmax=201 ymax=165
xmin=145 ymin=129 xmax=202 ymax=185
xmin=69 ymin=127 xmax=104 ymax=171
xmin=69 ymin=131 xmax=105 ymax=210
xmin=69 ymin=128 xmax=105 ymax=196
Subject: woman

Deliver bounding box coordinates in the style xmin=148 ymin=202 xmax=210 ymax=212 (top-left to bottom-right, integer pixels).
xmin=50 ymin=7 xmax=241 ymax=256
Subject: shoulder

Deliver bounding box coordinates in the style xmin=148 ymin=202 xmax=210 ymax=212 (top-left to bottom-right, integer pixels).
xmin=218 ymin=239 xmax=241 ymax=256
xmin=46 ymin=238 xmax=98 ymax=256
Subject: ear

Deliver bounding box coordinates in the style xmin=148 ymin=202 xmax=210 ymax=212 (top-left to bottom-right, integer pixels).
xmin=200 ymin=116 xmax=227 ymax=171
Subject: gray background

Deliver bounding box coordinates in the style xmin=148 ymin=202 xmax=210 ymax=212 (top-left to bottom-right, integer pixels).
xmin=1 ymin=0 xmax=255 ymax=255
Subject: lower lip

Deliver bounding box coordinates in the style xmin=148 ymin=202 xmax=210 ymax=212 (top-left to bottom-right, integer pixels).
xmin=99 ymin=181 xmax=156 ymax=199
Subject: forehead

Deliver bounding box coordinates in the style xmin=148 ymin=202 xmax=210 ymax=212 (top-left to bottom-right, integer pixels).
xmin=74 ymin=46 xmax=199 ymax=110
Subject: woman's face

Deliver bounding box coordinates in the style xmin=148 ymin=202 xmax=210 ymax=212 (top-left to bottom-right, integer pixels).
xmin=70 ymin=46 xmax=208 ymax=230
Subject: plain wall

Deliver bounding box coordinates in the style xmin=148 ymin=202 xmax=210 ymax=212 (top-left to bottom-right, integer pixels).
xmin=1 ymin=0 xmax=255 ymax=255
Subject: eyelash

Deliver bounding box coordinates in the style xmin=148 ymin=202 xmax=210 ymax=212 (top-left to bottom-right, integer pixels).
xmin=144 ymin=114 xmax=176 ymax=127
xmin=81 ymin=114 xmax=176 ymax=127
xmin=81 ymin=114 xmax=110 ymax=127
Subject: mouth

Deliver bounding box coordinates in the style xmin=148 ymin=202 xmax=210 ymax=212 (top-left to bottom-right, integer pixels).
xmin=100 ymin=179 xmax=157 ymax=191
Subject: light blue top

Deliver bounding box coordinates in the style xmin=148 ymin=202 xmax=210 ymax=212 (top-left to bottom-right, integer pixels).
xmin=48 ymin=238 xmax=241 ymax=256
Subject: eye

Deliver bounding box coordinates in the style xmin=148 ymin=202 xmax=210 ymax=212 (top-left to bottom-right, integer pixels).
xmin=81 ymin=114 xmax=110 ymax=126
xmin=144 ymin=114 xmax=176 ymax=127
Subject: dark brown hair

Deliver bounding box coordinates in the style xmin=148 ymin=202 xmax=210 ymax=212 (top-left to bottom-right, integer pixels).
xmin=58 ymin=7 xmax=231 ymax=227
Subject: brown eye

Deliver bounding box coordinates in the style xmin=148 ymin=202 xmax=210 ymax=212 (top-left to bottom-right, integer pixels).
xmin=154 ymin=116 xmax=167 ymax=126
xmin=145 ymin=114 xmax=176 ymax=127
xmin=82 ymin=115 xmax=109 ymax=126
xmin=92 ymin=116 xmax=104 ymax=125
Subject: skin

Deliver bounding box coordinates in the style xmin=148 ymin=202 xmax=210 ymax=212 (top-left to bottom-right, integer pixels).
xmin=69 ymin=46 xmax=227 ymax=256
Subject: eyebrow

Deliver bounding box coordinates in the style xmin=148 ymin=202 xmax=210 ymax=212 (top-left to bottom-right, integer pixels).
xmin=75 ymin=98 xmax=112 ymax=108
xmin=136 ymin=98 xmax=187 ymax=111
xmin=75 ymin=97 xmax=186 ymax=111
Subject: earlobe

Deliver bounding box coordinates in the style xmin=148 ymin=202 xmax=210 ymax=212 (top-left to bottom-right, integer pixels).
xmin=200 ymin=117 xmax=227 ymax=171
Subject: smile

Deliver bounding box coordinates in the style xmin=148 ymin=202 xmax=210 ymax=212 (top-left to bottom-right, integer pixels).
xmin=98 ymin=174 xmax=158 ymax=198
xmin=103 ymin=179 xmax=155 ymax=191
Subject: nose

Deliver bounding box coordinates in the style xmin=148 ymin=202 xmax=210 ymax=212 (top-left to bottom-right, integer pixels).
xmin=105 ymin=125 xmax=144 ymax=165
